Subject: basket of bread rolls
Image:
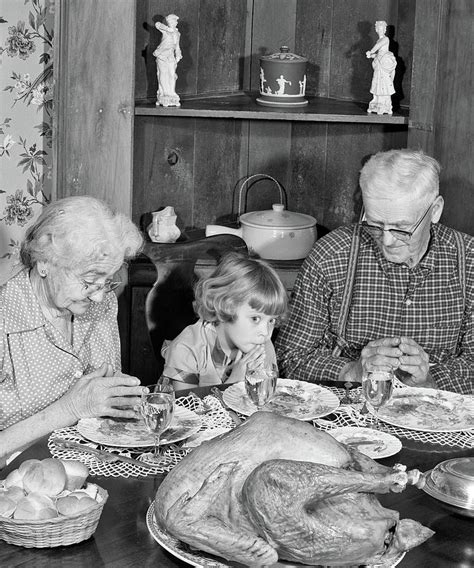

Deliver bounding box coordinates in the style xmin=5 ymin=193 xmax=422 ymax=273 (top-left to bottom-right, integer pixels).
xmin=0 ymin=457 xmax=108 ymax=547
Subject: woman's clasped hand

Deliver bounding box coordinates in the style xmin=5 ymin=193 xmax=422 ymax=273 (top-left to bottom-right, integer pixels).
xmin=62 ymin=363 xmax=147 ymax=421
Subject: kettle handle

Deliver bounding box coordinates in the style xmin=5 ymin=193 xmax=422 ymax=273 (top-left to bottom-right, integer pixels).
xmin=237 ymin=174 xmax=287 ymax=217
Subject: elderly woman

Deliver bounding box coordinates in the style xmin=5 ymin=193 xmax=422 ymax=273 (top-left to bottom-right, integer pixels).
xmin=0 ymin=196 xmax=144 ymax=464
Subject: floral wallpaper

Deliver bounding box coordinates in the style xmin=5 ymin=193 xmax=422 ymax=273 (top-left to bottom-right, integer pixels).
xmin=0 ymin=0 xmax=54 ymax=281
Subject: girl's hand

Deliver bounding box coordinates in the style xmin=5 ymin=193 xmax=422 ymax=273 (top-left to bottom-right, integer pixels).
xmin=226 ymin=345 xmax=266 ymax=384
xmin=61 ymin=363 xmax=146 ymax=420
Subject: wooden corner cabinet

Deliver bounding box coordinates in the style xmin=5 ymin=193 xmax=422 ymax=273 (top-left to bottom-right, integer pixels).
xmin=54 ymin=0 xmax=473 ymax=382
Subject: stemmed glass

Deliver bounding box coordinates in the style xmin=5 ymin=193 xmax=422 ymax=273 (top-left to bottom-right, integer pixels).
xmin=245 ymin=364 xmax=278 ymax=412
xmin=361 ymin=370 xmax=395 ymax=429
xmin=140 ymin=381 xmax=175 ymax=462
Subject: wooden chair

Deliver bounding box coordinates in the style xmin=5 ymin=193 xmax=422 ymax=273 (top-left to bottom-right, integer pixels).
xmin=142 ymin=234 xmax=248 ymax=380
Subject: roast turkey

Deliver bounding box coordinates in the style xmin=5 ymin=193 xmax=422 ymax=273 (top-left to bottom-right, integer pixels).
xmin=154 ymin=411 xmax=433 ymax=567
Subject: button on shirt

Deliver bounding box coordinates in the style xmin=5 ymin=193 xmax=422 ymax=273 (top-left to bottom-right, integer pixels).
xmin=276 ymin=223 xmax=473 ymax=394
xmin=0 ymin=268 xmax=122 ymax=429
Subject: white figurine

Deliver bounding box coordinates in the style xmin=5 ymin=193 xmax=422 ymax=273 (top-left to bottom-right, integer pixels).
xmin=154 ymin=14 xmax=182 ymax=107
xmin=366 ymin=20 xmax=397 ymax=115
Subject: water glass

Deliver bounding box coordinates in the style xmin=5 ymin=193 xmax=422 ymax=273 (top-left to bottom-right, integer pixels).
xmin=245 ymin=364 xmax=277 ymax=411
xmin=362 ymin=370 xmax=394 ymax=429
xmin=140 ymin=382 xmax=175 ymax=461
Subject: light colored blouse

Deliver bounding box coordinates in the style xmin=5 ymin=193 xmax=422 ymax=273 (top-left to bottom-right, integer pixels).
xmin=0 ymin=268 xmax=121 ymax=429
xmin=162 ymin=319 xmax=277 ymax=388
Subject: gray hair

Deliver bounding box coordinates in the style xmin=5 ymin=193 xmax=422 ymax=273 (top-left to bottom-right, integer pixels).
xmin=20 ymin=196 xmax=143 ymax=271
xmin=360 ymin=149 xmax=440 ymax=206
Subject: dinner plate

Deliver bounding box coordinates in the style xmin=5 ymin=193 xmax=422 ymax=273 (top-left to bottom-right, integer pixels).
xmin=77 ymin=406 xmax=202 ymax=448
xmin=146 ymin=502 xmax=406 ymax=568
xmin=327 ymin=427 xmax=402 ymax=459
xmin=222 ymin=379 xmax=339 ymax=421
xmin=374 ymin=387 xmax=474 ymax=432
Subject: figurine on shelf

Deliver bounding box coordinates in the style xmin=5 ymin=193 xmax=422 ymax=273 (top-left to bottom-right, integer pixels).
xmin=154 ymin=14 xmax=182 ymax=107
xmin=366 ymin=20 xmax=397 ymax=115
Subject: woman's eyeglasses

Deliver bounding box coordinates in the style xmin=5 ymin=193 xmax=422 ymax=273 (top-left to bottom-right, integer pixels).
xmin=360 ymin=201 xmax=435 ymax=243
xmin=80 ymin=278 xmax=122 ymax=295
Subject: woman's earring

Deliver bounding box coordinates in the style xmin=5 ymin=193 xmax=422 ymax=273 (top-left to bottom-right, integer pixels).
xmin=39 ymin=269 xmax=47 ymax=278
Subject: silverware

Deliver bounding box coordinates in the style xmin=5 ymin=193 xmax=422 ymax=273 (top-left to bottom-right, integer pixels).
xmin=210 ymin=387 xmax=242 ymax=426
xmin=51 ymin=438 xmax=158 ymax=469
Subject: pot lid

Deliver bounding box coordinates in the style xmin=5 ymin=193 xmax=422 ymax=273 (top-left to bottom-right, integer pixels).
xmin=260 ymin=45 xmax=308 ymax=63
xmin=240 ymin=204 xmax=316 ymax=229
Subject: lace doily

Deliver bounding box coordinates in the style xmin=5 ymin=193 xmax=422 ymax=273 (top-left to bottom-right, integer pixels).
xmin=316 ymin=386 xmax=474 ymax=450
xmin=48 ymin=395 xmax=234 ymax=478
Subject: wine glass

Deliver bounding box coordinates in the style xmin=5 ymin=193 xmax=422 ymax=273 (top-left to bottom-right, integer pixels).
xmin=140 ymin=382 xmax=175 ymax=462
xmin=361 ymin=370 xmax=394 ymax=429
xmin=245 ymin=364 xmax=278 ymax=411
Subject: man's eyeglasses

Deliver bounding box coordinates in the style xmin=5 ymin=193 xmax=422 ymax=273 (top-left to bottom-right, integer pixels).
xmin=80 ymin=278 xmax=122 ymax=295
xmin=360 ymin=200 xmax=435 ymax=243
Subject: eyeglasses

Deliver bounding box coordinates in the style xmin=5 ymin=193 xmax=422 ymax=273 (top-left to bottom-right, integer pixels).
xmin=79 ymin=278 xmax=122 ymax=295
xmin=360 ymin=201 xmax=435 ymax=243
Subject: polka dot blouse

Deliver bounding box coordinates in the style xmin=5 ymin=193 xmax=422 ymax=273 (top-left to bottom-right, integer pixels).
xmin=0 ymin=268 xmax=122 ymax=429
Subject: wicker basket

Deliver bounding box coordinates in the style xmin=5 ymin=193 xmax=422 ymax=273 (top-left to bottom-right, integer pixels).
xmin=0 ymin=484 xmax=108 ymax=548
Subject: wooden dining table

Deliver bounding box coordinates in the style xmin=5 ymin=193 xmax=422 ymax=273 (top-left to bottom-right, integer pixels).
xmin=1 ymin=385 xmax=473 ymax=568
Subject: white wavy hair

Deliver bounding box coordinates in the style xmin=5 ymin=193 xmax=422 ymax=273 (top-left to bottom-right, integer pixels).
xmin=20 ymin=195 xmax=143 ymax=272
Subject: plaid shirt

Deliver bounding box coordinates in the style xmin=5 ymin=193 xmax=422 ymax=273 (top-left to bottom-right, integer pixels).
xmin=276 ymin=223 xmax=473 ymax=394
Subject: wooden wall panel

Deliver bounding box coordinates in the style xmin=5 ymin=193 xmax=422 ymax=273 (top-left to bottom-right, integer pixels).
xmin=192 ymin=119 xmax=244 ymax=227
xmin=409 ymin=0 xmax=473 ymax=235
xmin=407 ymin=0 xmax=441 ymax=153
xmin=290 ymin=123 xmax=408 ymax=232
xmin=246 ymin=121 xmax=293 ymax=211
xmin=55 ymin=0 xmax=135 ymax=214
xmin=295 ymin=0 xmax=332 ymax=97
xmin=432 ymin=0 xmax=473 ymax=234
xmin=132 ymin=116 xmax=195 ymax=228
xmin=250 ymin=0 xmax=297 ymax=91
xmin=197 ymin=0 xmax=248 ymax=93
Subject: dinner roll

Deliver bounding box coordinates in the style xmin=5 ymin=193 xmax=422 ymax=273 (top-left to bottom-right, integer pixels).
xmin=61 ymin=460 xmax=89 ymax=491
xmin=22 ymin=458 xmax=67 ymax=496
xmin=4 ymin=468 xmax=25 ymax=490
xmin=56 ymin=494 xmax=97 ymax=516
xmin=0 ymin=494 xmax=16 ymax=518
xmin=3 ymin=486 xmax=25 ymax=503
xmin=14 ymin=493 xmax=58 ymax=520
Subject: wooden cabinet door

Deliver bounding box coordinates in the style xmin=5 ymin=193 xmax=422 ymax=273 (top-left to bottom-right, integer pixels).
xmin=54 ymin=0 xmax=136 ymax=216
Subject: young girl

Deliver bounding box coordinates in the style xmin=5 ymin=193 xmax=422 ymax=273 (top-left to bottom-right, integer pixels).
xmin=162 ymin=252 xmax=288 ymax=391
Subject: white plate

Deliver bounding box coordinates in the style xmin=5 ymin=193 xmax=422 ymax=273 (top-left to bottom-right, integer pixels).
xmin=77 ymin=406 xmax=202 ymax=448
xmin=146 ymin=502 xmax=406 ymax=568
xmin=222 ymin=379 xmax=339 ymax=421
xmin=375 ymin=387 xmax=474 ymax=432
xmin=327 ymin=427 xmax=402 ymax=459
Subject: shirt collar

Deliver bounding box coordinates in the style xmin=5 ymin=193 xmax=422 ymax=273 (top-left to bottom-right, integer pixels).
xmin=363 ymin=224 xmax=440 ymax=276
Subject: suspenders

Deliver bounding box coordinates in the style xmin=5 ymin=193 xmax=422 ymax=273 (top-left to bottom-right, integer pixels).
xmin=332 ymin=224 xmax=467 ymax=358
xmin=332 ymin=223 xmax=361 ymax=357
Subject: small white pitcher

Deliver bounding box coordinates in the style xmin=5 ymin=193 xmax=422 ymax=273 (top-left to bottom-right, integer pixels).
xmin=148 ymin=206 xmax=181 ymax=243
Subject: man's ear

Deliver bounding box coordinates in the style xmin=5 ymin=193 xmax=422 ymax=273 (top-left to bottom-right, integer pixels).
xmin=431 ymin=196 xmax=444 ymax=224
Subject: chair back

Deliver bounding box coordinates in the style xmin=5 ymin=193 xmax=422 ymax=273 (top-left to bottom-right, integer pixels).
xmin=143 ymin=234 xmax=247 ymax=378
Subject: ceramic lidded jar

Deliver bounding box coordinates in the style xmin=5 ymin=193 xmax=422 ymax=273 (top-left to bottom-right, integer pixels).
xmin=257 ymin=46 xmax=308 ymax=107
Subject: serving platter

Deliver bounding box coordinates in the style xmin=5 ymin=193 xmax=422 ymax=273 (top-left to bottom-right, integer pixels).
xmin=77 ymin=406 xmax=202 ymax=448
xmin=327 ymin=427 xmax=402 ymax=459
xmin=146 ymin=503 xmax=405 ymax=568
xmin=375 ymin=387 xmax=474 ymax=432
xmin=222 ymin=379 xmax=339 ymax=421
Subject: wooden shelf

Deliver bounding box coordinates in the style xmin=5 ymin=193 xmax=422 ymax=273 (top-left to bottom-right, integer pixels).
xmin=135 ymin=93 xmax=409 ymax=124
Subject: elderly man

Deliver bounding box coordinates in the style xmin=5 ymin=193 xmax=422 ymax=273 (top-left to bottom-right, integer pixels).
xmin=276 ymin=149 xmax=472 ymax=394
